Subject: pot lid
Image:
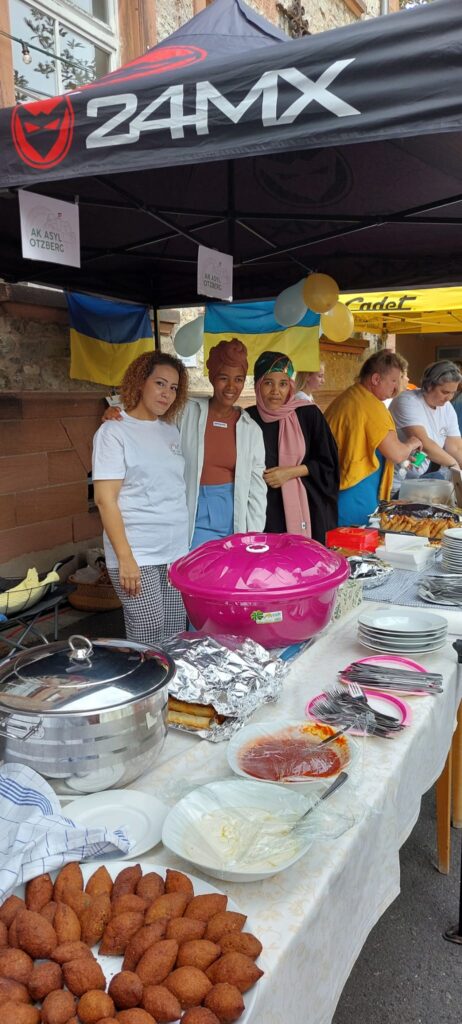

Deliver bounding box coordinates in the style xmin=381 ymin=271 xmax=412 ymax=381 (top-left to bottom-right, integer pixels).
xmin=0 ymin=635 xmax=175 ymax=714
xmin=169 ymin=533 xmax=350 ymax=600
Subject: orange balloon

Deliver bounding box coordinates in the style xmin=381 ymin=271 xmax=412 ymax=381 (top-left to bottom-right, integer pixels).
xmin=302 ymin=273 xmax=339 ymax=314
xmin=320 ymin=302 xmax=355 ymax=343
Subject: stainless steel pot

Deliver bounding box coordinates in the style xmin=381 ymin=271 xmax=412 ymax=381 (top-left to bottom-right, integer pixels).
xmin=0 ymin=634 xmax=175 ymax=794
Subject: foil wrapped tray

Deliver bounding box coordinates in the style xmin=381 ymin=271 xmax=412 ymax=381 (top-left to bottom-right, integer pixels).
xmin=163 ymin=633 xmax=287 ymax=742
xmin=347 ymin=555 xmax=394 ymax=590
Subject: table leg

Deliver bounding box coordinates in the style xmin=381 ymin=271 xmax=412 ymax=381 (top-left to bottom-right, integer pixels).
xmin=452 ymin=705 xmax=462 ymax=828
xmin=436 ymin=747 xmax=452 ymax=874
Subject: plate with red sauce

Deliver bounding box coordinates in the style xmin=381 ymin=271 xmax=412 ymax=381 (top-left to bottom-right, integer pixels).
xmin=227 ymin=720 xmax=357 ymax=788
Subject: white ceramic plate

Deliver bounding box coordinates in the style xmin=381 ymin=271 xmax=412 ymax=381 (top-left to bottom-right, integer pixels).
xmin=163 ymin=779 xmax=318 ymax=883
xmin=358 ymin=608 xmax=448 ymax=633
xmin=64 ymin=790 xmax=168 ymax=857
xmin=12 ymin=861 xmax=259 ymax=1024
xmin=357 ymin=628 xmax=447 ymax=646
xmin=357 ymin=623 xmax=447 ymax=638
xmin=227 ymin=720 xmax=359 ymax=791
xmin=442 ymin=528 xmax=462 ymax=541
xmin=358 ymin=637 xmax=447 ymax=655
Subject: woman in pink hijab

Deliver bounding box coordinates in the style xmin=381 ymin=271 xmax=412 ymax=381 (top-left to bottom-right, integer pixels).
xmin=247 ymin=351 xmax=339 ymax=543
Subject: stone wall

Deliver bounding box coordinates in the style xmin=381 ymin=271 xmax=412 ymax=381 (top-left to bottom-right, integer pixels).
xmin=157 ymin=1 xmax=195 ymax=41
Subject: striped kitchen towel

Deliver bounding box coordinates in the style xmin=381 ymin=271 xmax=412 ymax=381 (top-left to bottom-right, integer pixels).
xmin=0 ymin=763 xmax=132 ymax=901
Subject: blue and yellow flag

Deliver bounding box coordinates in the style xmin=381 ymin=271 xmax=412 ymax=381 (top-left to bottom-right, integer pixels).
xmin=204 ymin=301 xmax=321 ymax=372
xmin=67 ymin=291 xmax=153 ymax=386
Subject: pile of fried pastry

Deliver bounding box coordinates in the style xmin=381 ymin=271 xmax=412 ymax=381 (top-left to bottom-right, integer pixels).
xmin=0 ymin=862 xmax=263 ymax=1024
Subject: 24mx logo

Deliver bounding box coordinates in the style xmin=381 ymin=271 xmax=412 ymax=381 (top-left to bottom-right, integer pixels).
xmin=85 ymin=60 xmax=360 ymax=149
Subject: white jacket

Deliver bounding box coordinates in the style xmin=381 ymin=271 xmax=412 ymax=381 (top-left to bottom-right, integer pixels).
xmin=180 ymin=397 xmax=267 ymax=543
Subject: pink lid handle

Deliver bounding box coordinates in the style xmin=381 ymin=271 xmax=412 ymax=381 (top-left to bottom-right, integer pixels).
xmin=342 ymin=654 xmax=426 ymax=673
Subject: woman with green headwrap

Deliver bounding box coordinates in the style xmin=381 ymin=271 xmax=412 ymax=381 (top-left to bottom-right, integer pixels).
xmin=247 ymin=351 xmax=339 ymax=543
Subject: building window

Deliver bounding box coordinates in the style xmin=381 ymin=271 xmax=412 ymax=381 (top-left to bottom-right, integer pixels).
xmin=10 ymin=0 xmax=117 ymax=103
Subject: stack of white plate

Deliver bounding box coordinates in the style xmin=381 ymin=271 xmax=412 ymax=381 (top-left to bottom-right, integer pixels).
xmin=441 ymin=527 xmax=462 ymax=573
xmin=357 ymin=608 xmax=448 ymax=654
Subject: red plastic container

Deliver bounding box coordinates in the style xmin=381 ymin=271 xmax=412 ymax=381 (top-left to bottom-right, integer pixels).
xmin=325 ymin=527 xmax=379 ymax=553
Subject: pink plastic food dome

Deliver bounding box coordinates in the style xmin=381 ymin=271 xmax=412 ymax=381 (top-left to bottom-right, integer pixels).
xmin=169 ymin=533 xmax=349 ymax=649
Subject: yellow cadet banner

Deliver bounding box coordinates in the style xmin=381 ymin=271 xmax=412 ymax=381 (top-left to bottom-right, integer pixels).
xmin=341 ymin=287 xmax=462 ymax=334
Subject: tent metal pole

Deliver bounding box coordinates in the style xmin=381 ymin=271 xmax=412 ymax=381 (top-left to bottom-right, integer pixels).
xmin=153 ymin=307 xmax=161 ymax=351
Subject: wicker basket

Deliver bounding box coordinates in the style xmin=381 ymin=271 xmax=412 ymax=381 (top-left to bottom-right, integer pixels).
xmin=67 ymin=575 xmax=122 ymax=612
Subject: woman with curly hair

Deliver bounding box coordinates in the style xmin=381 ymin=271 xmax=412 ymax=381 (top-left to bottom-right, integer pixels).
xmin=92 ymin=351 xmax=189 ymax=644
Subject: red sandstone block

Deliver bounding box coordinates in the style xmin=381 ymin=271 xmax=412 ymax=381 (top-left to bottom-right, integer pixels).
xmin=73 ymin=509 xmax=102 ymax=542
xmin=0 ymin=495 xmax=15 ymax=530
xmin=21 ymin=395 xmax=106 ymax=419
xmin=16 ymin=482 xmax=88 ymax=526
xmin=48 ymin=450 xmax=88 ymax=484
xmin=0 ymin=454 xmax=47 ymax=493
xmin=0 ymin=517 xmax=73 ymax=563
xmin=0 ymin=420 xmax=71 ymax=456
xmin=62 ymin=415 xmax=104 ymax=473
xmin=0 ymin=396 xmax=22 ymax=420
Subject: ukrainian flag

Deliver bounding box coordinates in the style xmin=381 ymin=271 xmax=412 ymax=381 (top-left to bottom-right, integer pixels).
xmin=67 ymin=291 xmax=153 ymax=386
xmin=204 ymin=301 xmax=321 ymax=372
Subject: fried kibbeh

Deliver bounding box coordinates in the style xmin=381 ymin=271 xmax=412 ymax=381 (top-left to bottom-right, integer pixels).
xmin=25 ymin=874 xmax=53 ymax=913
xmin=77 ymin=989 xmax=115 ymax=1023
xmin=51 ymin=941 xmax=95 ymax=965
xmin=62 ymin=957 xmax=106 ymax=996
xmin=122 ymin=921 xmax=168 ymax=973
xmin=53 ymin=864 xmax=83 ymax=903
xmin=16 ymin=909 xmax=58 ymax=959
xmin=41 ymin=988 xmax=76 ymax=1024
xmin=218 ymin=933 xmax=262 ymax=960
xmin=141 ymin=984 xmax=182 ymax=1022
xmin=85 ymin=866 xmax=113 ymax=899
xmin=0 ymin=919 xmax=7 ymax=946
xmin=40 ymin=902 xmax=58 ymax=926
xmin=80 ymin=894 xmax=112 ymax=947
xmin=8 ymin=917 xmax=19 ymax=948
xmin=0 ymin=894 xmax=25 ymax=927
xmin=204 ymin=983 xmax=245 ymax=1023
xmin=164 ymin=870 xmax=194 ymax=898
xmin=135 ymin=939 xmax=178 ymax=986
xmin=144 ymin=894 xmax=189 ymax=923
xmin=135 ymin=873 xmax=164 ymax=902
xmin=0 ymin=1001 xmax=40 ymax=1024
xmin=111 ymin=865 xmax=142 ymax=902
xmin=204 ymin=914 xmax=246 ymax=944
xmin=176 ymin=940 xmax=221 ymax=972
xmin=108 ymin=970 xmax=142 ymax=1009
xmin=60 ymin=889 xmax=91 ymax=918
xmin=0 ymin=947 xmax=33 ymax=984
xmin=165 ymin=919 xmax=206 ymax=944
xmin=99 ymin=911 xmax=144 ymax=956
xmin=184 ymin=896 xmax=227 ymax=923
xmin=0 ymin=976 xmax=31 ymax=1005
xmin=209 ymin=953 xmax=263 ymax=993
xmin=164 ymin=966 xmax=212 ymax=1008
xmin=54 ymin=903 xmax=81 ymax=944
xmin=117 ymin=1010 xmax=157 ymax=1024
xmin=181 ymin=1009 xmax=220 ymax=1024
xmin=28 ymin=960 xmax=63 ymax=1001
xmin=111 ymin=895 xmax=149 ymax=917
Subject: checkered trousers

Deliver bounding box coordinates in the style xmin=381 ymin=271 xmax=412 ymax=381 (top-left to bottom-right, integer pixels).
xmin=108 ymin=564 xmax=186 ymax=644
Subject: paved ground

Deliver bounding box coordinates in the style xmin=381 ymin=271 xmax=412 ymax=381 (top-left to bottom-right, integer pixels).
xmin=333 ymin=789 xmax=462 ymax=1024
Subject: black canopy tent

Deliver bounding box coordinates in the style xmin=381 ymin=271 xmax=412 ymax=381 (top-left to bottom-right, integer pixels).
xmin=1 ymin=0 xmax=462 ymax=306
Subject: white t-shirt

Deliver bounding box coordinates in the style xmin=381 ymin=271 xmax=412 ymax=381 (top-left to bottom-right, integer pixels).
xmin=389 ymin=388 xmax=460 ymax=485
xmin=92 ymin=412 xmax=189 ymax=567
xmin=295 ymin=390 xmax=314 ymax=403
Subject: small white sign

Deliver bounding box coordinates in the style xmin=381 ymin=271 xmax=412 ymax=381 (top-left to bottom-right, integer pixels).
xmin=19 ymin=189 xmax=80 ymax=267
xmin=197 ymin=244 xmax=233 ymax=302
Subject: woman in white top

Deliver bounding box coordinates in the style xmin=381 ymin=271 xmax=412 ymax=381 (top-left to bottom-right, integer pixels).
xmin=390 ymin=359 xmax=462 ymax=491
xmin=294 ymin=364 xmax=325 ymax=403
xmin=93 ymin=351 xmax=189 ymax=644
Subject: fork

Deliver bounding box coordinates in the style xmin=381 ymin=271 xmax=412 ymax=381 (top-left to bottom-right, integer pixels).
xmin=347 ymin=682 xmax=401 ymax=726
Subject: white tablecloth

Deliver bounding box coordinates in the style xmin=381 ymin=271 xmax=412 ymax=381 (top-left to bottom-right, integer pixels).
xmin=122 ymin=604 xmax=461 ymax=1024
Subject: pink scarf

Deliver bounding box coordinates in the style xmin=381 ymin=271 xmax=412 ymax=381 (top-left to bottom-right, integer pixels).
xmin=256 ymin=380 xmax=311 ymax=537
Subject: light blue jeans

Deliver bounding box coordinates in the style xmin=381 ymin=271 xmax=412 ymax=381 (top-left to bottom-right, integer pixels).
xmin=190 ymin=483 xmax=235 ymax=550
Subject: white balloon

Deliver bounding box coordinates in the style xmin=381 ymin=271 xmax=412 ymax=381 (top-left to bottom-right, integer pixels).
xmin=274 ymin=281 xmax=307 ymax=327
xmin=173 ymin=315 xmax=204 ymax=357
